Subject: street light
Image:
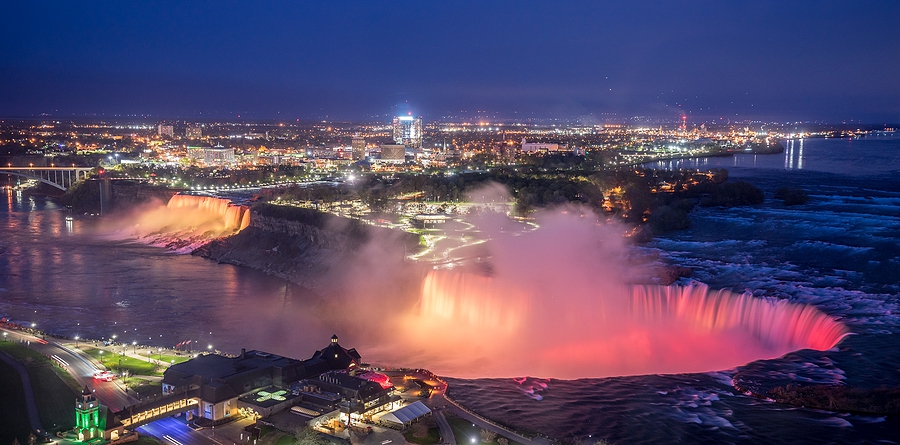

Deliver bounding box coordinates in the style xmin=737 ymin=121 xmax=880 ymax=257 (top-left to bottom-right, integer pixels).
xmin=132 ymin=341 xmax=137 ymax=354
xmin=75 ymin=336 xmax=79 ymax=349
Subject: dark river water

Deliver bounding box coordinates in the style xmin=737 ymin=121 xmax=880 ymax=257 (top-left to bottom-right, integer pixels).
xmin=2 ymin=134 xmax=900 ymax=443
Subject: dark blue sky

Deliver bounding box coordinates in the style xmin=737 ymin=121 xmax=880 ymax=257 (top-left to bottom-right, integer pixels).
xmin=2 ymin=1 xmax=898 ymax=122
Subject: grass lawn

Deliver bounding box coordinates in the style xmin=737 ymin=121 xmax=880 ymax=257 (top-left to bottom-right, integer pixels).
xmin=123 ymin=377 xmax=162 ymax=398
xmin=82 ymin=347 xmax=162 ymax=376
xmin=404 ymin=425 xmax=442 ymax=445
xmin=0 ymin=356 xmax=31 ymax=445
xmin=137 ymin=351 xmax=191 ymax=365
xmin=446 ymin=416 xmax=521 ymax=445
xmin=258 ymin=424 xmax=275 ymax=438
xmin=0 ymin=340 xmax=78 ymax=434
xmin=272 ymin=434 xmax=296 ymax=445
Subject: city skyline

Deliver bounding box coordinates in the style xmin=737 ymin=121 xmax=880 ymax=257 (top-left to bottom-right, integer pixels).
xmin=1 ymin=1 xmax=899 ymax=122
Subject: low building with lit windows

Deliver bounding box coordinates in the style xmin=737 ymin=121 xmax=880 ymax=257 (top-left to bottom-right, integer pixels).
xmin=160 ymin=335 xmax=363 ymax=421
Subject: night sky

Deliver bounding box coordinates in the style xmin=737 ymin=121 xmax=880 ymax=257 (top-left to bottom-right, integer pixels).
xmin=2 ymin=1 xmax=898 ymax=122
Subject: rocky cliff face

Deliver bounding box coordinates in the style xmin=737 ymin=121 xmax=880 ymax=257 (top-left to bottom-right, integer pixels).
xmin=111 ymin=181 xmax=181 ymax=209
xmin=194 ymin=210 xmax=418 ymax=295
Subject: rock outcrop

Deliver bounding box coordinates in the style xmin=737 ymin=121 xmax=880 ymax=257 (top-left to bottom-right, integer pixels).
xmin=193 ymin=204 xmax=420 ymax=295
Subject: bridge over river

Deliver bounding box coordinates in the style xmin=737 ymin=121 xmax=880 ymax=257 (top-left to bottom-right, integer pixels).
xmin=0 ymin=166 xmax=94 ymax=190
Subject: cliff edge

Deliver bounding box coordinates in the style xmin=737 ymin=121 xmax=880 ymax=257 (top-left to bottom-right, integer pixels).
xmin=193 ymin=203 xmax=420 ymax=295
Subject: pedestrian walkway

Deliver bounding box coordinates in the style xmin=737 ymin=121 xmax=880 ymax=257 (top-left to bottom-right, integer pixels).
xmin=431 ymin=409 xmax=457 ymax=445
xmin=437 ymin=394 xmax=550 ymax=445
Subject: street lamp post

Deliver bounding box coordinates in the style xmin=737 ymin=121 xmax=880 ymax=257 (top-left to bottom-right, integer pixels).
xmin=132 ymin=341 xmax=137 ymax=354
xmin=74 ymin=336 xmax=79 ymax=349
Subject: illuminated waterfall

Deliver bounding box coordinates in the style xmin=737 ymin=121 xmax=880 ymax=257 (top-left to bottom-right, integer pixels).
xmin=629 ymin=283 xmax=848 ymax=352
xmin=166 ymin=194 xmax=251 ymax=231
xmin=411 ymin=270 xmax=848 ymax=378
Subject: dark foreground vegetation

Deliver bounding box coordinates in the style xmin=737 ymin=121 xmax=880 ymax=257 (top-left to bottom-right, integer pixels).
xmin=0 ymin=340 xmax=79 ymax=437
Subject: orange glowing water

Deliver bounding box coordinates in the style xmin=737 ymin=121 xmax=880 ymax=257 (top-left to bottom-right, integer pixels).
xmin=166 ymin=194 xmax=251 ymax=231
xmin=407 ymin=270 xmax=849 ymax=379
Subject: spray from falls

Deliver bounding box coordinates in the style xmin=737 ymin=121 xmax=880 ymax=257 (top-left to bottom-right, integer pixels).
xmin=384 ymin=198 xmax=849 ymax=379
xmin=99 ymin=193 xmax=250 ymax=252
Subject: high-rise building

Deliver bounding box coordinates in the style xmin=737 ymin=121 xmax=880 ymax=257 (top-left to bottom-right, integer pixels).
xmin=185 ymin=125 xmax=202 ymax=139
xmin=392 ymin=115 xmax=423 ymax=148
xmin=351 ymin=136 xmax=366 ymax=160
xmin=158 ymin=124 xmax=174 ymax=138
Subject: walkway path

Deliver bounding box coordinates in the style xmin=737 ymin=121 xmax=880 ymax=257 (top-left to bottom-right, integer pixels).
xmin=436 ymin=395 xmax=550 ymax=445
xmin=0 ymin=350 xmax=47 ymax=438
xmin=431 ymin=409 xmax=457 ymax=445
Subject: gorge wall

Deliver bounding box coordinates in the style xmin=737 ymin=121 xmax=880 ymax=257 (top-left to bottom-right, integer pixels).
xmin=194 ymin=204 xmax=420 ymax=295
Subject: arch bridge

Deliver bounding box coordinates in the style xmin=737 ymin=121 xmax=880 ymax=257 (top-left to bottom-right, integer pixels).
xmin=0 ymin=166 xmax=94 ymax=191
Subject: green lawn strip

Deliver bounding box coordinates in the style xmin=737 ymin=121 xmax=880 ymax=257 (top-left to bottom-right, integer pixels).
xmin=0 ymin=340 xmax=78 ymax=434
xmin=446 ymin=416 xmax=520 ymax=445
xmin=137 ymin=351 xmax=191 ymax=365
xmin=82 ymin=347 xmax=161 ymax=376
xmin=0 ymin=356 xmax=32 ymax=445
xmin=122 ymin=377 xmax=162 ymax=398
xmin=403 ymin=426 xmax=442 ymax=445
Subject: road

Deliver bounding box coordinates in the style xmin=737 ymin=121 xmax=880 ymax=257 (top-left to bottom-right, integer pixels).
xmin=138 ymin=416 xmax=256 ymax=445
xmin=1 ymin=327 xmax=136 ymax=411
xmin=138 ymin=417 xmax=221 ymax=445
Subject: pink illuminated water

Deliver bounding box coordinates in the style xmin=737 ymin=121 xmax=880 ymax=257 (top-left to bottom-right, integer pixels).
xmin=409 ymin=271 xmax=848 ymax=379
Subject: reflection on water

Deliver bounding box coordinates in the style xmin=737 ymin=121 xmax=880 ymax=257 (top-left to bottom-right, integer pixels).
xmin=0 ymin=192 xmax=334 ymax=358
xmin=645 ymin=135 xmax=900 ymax=175
xmin=785 ymin=138 xmax=804 ymax=169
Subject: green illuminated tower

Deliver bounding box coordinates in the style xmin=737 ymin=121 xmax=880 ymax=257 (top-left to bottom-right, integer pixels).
xmin=75 ymin=386 xmax=102 ymax=441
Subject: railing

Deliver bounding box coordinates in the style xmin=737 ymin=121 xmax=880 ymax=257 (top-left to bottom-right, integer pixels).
xmin=119 ymin=398 xmax=199 ymax=427
xmin=0 ymin=166 xmax=94 ymax=190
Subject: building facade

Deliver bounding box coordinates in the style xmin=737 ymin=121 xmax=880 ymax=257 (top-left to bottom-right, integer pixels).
xmin=185 ymin=125 xmax=203 ymax=139
xmin=158 ymin=125 xmax=175 ymax=138
xmin=351 ymin=137 xmax=366 ymax=161
xmin=187 ymin=146 xmax=235 ymax=166
xmin=392 ymin=116 xmax=423 ymax=148
xmin=161 ymin=335 xmax=363 ymax=421
xmin=380 ymin=144 xmax=406 ymax=163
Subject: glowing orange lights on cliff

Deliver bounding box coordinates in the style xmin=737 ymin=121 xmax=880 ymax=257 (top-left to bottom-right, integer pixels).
xmin=167 ymin=195 xmax=250 ymax=231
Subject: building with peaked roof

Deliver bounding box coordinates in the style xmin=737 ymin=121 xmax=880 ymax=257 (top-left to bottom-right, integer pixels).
xmin=161 ymin=335 xmax=361 ymax=421
xmin=310 ymin=335 xmax=362 ymax=370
